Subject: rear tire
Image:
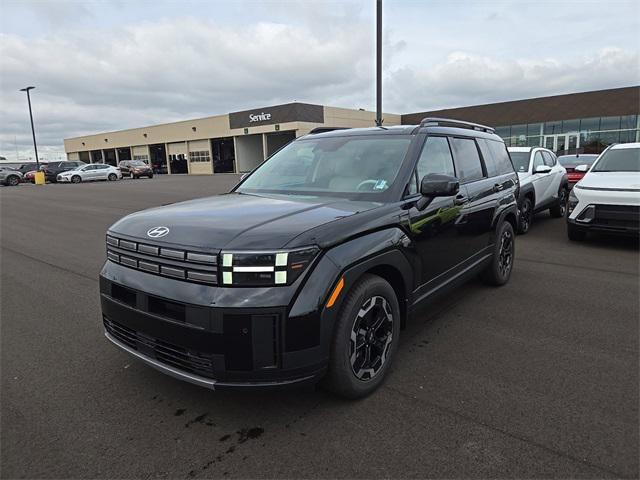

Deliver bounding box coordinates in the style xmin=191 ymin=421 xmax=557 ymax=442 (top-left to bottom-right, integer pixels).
xmin=550 ymin=186 xmax=568 ymax=218
xmin=148 ymin=174 xmax=153 ymax=179
xmin=567 ymin=223 xmax=587 ymax=241
xmin=322 ymin=274 xmax=400 ymax=399
xmin=518 ymin=197 xmax=532 ymax=234
xmin=108 ymin=173 xmax=117 ymax=181
xmin=71 ymin=175 xmax=81 ymax=184
xmin=481 ymin=220 xmax=515 ymax=286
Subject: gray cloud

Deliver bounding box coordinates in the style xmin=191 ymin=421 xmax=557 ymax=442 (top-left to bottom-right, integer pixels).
xmin=1 ymin=1 xmax=638 ymax=162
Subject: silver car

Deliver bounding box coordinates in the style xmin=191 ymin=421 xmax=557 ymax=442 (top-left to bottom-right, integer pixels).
xmin=0 ymin=167 xmax=23 ymax=186
xmin=57 ymin=163 xmax=122 ymax=183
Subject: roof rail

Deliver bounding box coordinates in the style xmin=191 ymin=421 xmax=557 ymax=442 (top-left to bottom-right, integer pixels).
xmin=308 ymin=127 xmax=351 ymax=134
xmin=419 ymin=117 xmax=495 ymax=133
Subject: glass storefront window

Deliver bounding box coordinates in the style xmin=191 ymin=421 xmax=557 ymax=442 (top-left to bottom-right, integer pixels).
xmin=561 ymin=119 xmax=580 ymax=132
xmin=579 ymin=117 xmax=600 ymax=132
xmin=600 ymin=116 xmax=621 ymax=131
xmin=495 ymin=126 xmax=510 ymax=138
xmin=511 ymin=124 xmax=527 ymax=137
xmin=619 ymin=129 xmax=639 ymax=143
xmin=527 ymin=123 xmax=542 ymax=136
xmin=544 ymin=120 xmax=562 ymax=135
xmin=526 ymin=136 xmax=541 ymax=147
xmin=598 ymin=130 xmax=620 ymax=146
xmin=620 ymin=115 xmax=638 ymax=130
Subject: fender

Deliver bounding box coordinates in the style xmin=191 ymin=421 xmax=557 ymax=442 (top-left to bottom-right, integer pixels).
xmin=288 ymin=228 xmax=413 ymax=360
xmin=518 ymin=182 xmax=536 ymax=208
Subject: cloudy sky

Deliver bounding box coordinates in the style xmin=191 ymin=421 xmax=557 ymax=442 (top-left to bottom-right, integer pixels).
xmin=1 ymin=0 xmax=638 ymax=161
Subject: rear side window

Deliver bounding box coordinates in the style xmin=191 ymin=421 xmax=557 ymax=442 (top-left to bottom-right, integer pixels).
xmin=479 ymin=139 xmax=515 ymax=176
xmin=542 ymin=151 xmax=555 ymax=167
xmin=416 ymin=136 xmax=456 ymax=180
xmin=450 ymin=137 xmax=484 ymax=183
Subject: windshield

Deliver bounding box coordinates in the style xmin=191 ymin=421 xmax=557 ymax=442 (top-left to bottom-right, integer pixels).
xmin=558 ymin=155 xmax=598 ymax=166
xmin=509 ymin=152 xmax=530 ymax=173
xmin=592 ymin=148 xmax=640 ymax=172
xmin=129 ymin=161 xmax=147 ymax=166
xmin=237 ymin=135 xmax=411 ymax=197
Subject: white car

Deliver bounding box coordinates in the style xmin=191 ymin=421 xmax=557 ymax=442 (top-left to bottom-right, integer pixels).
xmin=57 ymin=163 xmax=122 ymax=183
xmin=508 ymin=147 xmax=568 ymax=233
xmin=566 ymin=142 xmax=640 ymax=241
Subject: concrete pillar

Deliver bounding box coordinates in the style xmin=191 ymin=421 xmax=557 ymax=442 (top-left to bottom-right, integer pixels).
xmin=165 ymin=143 xmax=171 ymax=174
xmin=115 ymin=148 xmax=120 ymax=164
xmin=262 ymin=133 xmax=268 ymax=160
xmin=100 ymin=149 xmax=105 ymax=163
xmin=232 ymin=137 xmax=238 ymax=174
xmin=185 ymin=141 xmax=191 ymax=175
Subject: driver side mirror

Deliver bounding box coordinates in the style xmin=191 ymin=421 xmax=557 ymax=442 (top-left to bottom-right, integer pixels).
xmin=534 ymin=165 xmax=552 ymax=174
xmin=416 ymin=174 xmax=459 ymax=211
xmin=574 ymin=164 xmax=589 ymax=173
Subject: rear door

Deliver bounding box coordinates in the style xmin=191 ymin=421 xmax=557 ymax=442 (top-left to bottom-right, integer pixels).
xmin=94 ymin=164 xmax=110 ymax=180
xmin=450 ymin=136 xmax=500 ymax=260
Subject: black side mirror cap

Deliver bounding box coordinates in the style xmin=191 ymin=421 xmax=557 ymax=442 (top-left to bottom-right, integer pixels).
xmin=416 ymin=174 xmax=460 ymax=211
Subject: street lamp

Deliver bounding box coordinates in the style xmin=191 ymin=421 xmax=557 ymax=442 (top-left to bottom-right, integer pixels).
xmin=20 ymin=86 xmax=40 ymax=171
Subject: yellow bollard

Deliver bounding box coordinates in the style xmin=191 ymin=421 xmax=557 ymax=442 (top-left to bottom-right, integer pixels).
xmin=34 ymin=171 xmax=45 ymax=185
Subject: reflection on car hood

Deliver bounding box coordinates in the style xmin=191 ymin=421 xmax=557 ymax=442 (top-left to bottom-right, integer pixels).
xmin=108 ymin=192 xmax=381 ymax=250
xmin=578 ymin=171 xmax=640 ymax=191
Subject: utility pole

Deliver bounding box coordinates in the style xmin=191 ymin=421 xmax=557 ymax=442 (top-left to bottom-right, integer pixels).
xmin=20 ymin=86 xmax=39 ymax=170
xmin=375 ymin=0 xmax=383 ymax=127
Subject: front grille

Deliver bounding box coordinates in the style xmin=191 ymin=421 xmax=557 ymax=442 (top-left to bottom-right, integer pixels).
xmin=106 ymin=234 xmax=218 ymax=285
xmin=104 ymin=317 xmax=216 ymax=376
xmin=594 ymin=205 xmax=640 ymax=229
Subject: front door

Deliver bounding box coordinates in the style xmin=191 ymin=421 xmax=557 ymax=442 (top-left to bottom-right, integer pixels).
xmin=406 ymin=135 xmax=469 ymax=297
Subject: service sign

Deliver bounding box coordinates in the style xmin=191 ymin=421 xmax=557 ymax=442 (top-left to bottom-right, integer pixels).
xmin=229 ymin=103 xmax=324 ymax=129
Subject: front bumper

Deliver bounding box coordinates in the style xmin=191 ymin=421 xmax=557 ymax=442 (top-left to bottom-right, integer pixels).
xmin=99 ymin=255 xmax=340 ymax=389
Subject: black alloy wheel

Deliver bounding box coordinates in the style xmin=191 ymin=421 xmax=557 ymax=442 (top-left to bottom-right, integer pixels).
xmin=349 ymin=295 xmax=394 ymax=381
xmin=518 ymin=198 xmax=532 ymax=234
xmin=497 ymin=228 xmax=514 ymax=278
xmin=550 ymin=187 xmax=568 ymax=218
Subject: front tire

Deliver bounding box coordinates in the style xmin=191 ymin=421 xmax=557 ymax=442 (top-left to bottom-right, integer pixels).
xmin=5 ymin=175 xmax=20 ymax=186
xmin=108 ymin=173 xmax=117 ymax=181
xmin=71 ymin=175 xmax=81 ymax=184
xmin=481 ymin=220 xmax=515 ymax=286
xmin=550 ymin=186 xmax=568 ymax=218
xmin=323 ymin=274 xmax=400 ymax=399
xmin=518 ymin=197 xmax=532 ymax=234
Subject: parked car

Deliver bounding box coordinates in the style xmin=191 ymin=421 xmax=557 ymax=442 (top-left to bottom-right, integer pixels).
xmin=0 ymin=166 xmax=23 ymax=186
xmin=15 ymin=162 xmax=46 ymax=176
xmin=118 ymin=160 xmax=154 ymax=179
xmin=567 ymin=143 xmax=639 ymax=241
xmin=557 ymin=154 xmax=599 ymax=187
xmin=100 ymin=118 xmax=519 ymax=399
xmin=57 ymin=163 xmax=122 ymax=183
xmin=43 ymin=161 xmax=86 ymax=182
xmin=508 ymin=147 xmax=568 ymax=234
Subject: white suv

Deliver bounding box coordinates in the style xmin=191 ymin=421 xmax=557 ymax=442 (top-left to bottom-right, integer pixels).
xmin=508 ymin=147 xmax=568 ymax=233
xmin=566 ymin=142 xmax=640 ymax=241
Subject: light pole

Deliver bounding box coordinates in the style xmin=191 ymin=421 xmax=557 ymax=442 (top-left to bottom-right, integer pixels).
xmin=20 ymin=86 xmax=40 ymax=170
xmin=375 ymin=0 xmax=382 ymax=127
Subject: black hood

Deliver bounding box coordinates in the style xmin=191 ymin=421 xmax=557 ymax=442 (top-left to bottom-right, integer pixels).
xmin=108 ymin=192 xmax=381 ymax=250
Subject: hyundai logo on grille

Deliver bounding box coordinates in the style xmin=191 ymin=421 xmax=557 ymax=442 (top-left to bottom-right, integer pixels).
xmin=147 ymin=226 xmax=170 ymax=238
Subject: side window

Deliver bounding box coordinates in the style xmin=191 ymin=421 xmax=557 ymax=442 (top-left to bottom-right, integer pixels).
xmin=450 ymin=137 xmax=484 ymax=183
xmin=477 ymin=139 xmax=498 ymax=177
xmin=542 ymin=151 xmax=555 ymax=167
xmin=533 ymin=151 xmax=545 ymax=169
xmin=487 ymin=140 xmax=515 ymax=175
xmin=407 ymin=170 xmax=418 ymax=195
xmin=416 ymin=136 xmax=455 ymax=180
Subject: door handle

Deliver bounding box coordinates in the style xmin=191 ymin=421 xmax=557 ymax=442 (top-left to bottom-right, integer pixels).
xmin=493 ymin=183 xmax=504 ymax=192
xmin=454 ymin=195 xmax=468 ymax=206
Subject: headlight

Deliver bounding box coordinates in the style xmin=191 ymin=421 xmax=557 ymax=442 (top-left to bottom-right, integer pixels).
xmin=567 ymin=189 xmax=579 ymax=214
xmin=220 ymin=246 xmax=319 ymax=286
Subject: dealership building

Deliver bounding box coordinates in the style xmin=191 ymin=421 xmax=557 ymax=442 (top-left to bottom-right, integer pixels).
xmin=64 ymin=86 xmax=639 ymax=174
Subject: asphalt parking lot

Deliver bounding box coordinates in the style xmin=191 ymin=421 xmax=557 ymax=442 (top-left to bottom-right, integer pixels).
xmin=1 ymin=176 xmax=638 ymax=479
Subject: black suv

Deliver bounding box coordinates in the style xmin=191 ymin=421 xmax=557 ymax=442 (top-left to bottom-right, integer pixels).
xmin=100 ymin=118 xmax=519 ymax=398
xmin=43 ymin=161 xmax=86 ymax=182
